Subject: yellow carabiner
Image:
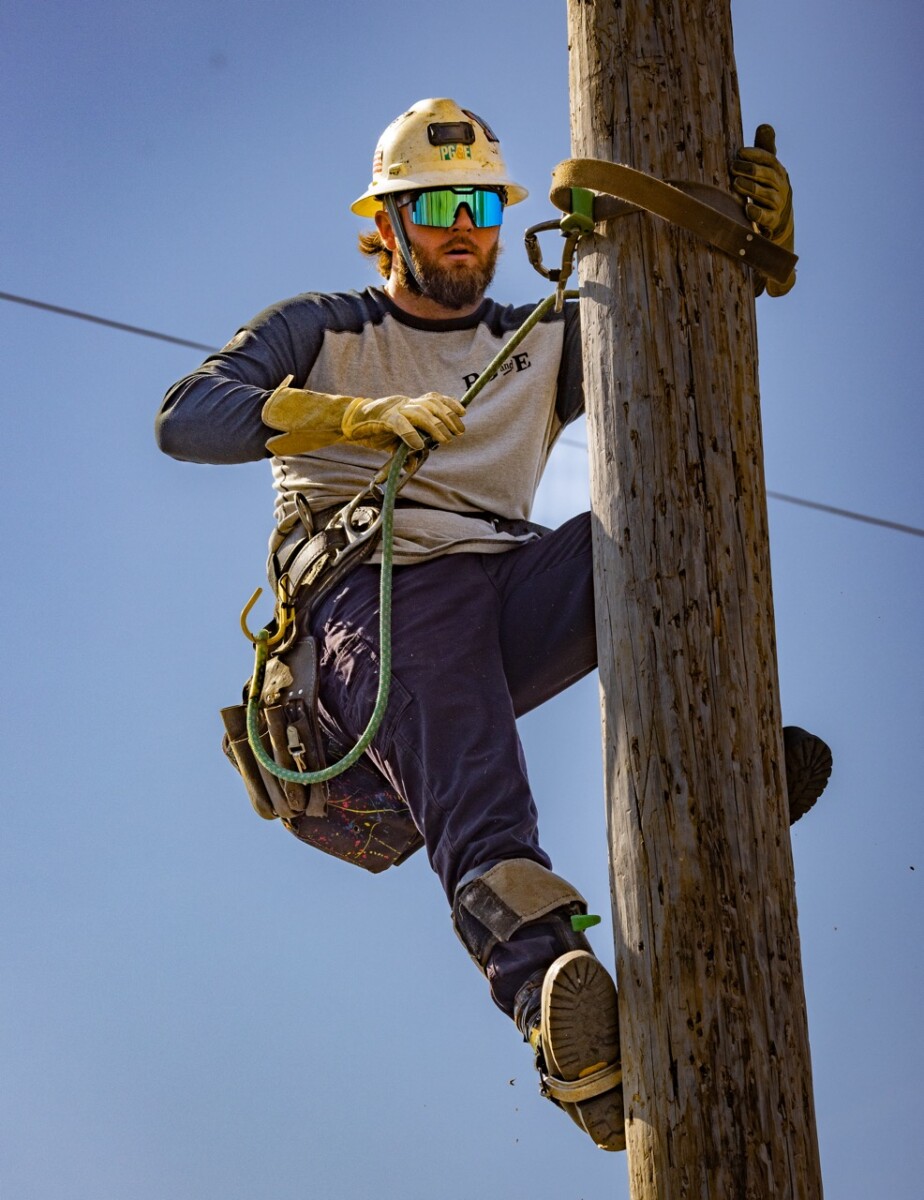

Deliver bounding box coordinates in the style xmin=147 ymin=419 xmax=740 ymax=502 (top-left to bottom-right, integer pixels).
xmin=272 ymin=573 xmax=296 ymax=648
xmin=240 ymin=583 xmax=294 ymax=649
xmin=240 ymin=588 xmax=267 ymax=644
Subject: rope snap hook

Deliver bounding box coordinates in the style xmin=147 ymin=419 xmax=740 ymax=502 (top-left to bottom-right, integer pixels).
xmin=523 ymin=187 xmax=596 ymax=310
xmin=239 ymin=577 xmax=295 ymax=649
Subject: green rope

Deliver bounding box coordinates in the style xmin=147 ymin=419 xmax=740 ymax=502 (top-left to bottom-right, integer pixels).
xmin=456 ymin=291 xmax=565 ymax=410
xmin=245 ymin=289 xmax=579 ymax=785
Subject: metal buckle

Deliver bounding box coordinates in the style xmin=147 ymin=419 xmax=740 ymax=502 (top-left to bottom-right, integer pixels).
xmin=286 ymin=724 xmax=309 ymax=772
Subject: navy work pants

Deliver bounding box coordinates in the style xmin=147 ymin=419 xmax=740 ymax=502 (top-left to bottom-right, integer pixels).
xmin=309 ymin=511 xmax=596 ymax=1013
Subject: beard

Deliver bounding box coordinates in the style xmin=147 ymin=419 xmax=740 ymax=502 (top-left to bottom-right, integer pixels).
xmin=397 ymin=238 xmax=500 ymax=310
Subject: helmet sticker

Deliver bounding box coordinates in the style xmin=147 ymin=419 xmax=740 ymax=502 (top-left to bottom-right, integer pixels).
xmin=462 ymin=110 xmax=499 ymax=143
xmin=439 ymin=144 xmax=473 ymax=162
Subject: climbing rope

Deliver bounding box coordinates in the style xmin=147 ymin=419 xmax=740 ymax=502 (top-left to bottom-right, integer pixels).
xmin=243 ymin=281 xmax=582 ymax=785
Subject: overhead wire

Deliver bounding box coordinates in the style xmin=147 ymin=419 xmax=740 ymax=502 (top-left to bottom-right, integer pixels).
xmin=765 ymin=491 xmax=923 ymax=538
xmin=0 ymin=290 xmax=217 ymax=353
xmin=3 ymin=288 xmax=921 ymax=540
xmin=556 ymin=438 xmax=923 ymax=538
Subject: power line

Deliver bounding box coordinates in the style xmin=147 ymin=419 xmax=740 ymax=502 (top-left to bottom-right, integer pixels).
xmin=558 ymin=439 xmax=923 ymax=539
xmin=4 ymin=288 xmax=921 ymax=540
xmin=0 ymin=290 xmax=217 ymax=353
xmin=766 ymin=490 xmax=924 ymax=538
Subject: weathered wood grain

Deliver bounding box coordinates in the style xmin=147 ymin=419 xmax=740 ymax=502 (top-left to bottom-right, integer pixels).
xmin=566 ymin=1 xmax=823 ymax=1195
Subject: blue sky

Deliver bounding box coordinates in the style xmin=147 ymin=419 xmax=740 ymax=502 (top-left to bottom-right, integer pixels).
xmin=1 ymin=2 xmax=921 ymax=1197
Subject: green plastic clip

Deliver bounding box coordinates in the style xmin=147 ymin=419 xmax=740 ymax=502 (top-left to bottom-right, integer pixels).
xmin=571 ymin=913 xmax=602 ymax=933
xmin=559 ymin=187 xmax=596 ymax=235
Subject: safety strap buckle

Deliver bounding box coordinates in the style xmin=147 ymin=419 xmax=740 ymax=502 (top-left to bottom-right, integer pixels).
xmin=286 ymin=723 xmax=309 ymax=773
xmin=335 ymin=489 xmax=385 ymax=548
xmin=558 ymin=187 xmax=595 ymax=235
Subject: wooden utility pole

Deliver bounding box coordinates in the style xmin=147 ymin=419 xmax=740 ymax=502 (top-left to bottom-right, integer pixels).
xmin=566 ymin=2 xmax=823 ymax=1196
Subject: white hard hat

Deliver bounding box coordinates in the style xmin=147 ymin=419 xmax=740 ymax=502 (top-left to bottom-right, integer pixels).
xmin=351 ymin=98 xmax=528 ymax=217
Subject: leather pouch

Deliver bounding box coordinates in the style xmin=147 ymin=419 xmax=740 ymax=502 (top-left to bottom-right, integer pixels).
xmin=220 ymin=703 xmax=285 ymax=821
xmin=220 ymin=638 xmax=423 ymax=873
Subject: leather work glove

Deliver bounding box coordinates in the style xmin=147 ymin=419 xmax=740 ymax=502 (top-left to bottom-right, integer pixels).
xmin=340 ymin=392 xmax=466 ymax=452
xmin=263 ymin=377 xmax=466 ymax=456
xmin=732 ymin=124 xmax=796 ymax=296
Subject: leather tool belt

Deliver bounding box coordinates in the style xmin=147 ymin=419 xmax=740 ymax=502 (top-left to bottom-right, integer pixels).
xmin=220 ymin=494 xmax=423 ymax=873
xmin=221 ymin=495 xmax=551 ymax=871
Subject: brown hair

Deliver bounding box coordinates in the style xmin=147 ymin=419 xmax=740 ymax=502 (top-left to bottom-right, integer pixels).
xmin=357 ymin=229 xmax=393 ymax=280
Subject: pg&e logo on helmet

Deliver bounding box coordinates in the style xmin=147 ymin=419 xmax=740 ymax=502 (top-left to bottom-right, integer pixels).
xmin=439 ymin=144 xmax=473 ymax=162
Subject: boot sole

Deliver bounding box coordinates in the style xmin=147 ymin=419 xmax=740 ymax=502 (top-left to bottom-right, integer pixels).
xmin=541 ymin=950 xmax=625 ymax=1151
xmin=784 ymin=727 xmax=833 ymax=823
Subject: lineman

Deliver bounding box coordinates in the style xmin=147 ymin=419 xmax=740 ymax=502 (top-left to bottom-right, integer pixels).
xmin=156 ymin=99 xmax=830 ymax=1150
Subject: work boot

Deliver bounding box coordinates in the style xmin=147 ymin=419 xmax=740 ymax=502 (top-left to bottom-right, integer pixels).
xmin=783 ymin=726 xmax=833 ymax=823
xmin=514 ymin=950 xmax=625 ymax=1152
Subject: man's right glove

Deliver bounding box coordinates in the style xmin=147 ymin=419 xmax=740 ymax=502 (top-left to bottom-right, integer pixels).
xmin=341 ymin=391 xmax=466 ymax=452
xmin=263 ymin=380 xmax=466 ymax=456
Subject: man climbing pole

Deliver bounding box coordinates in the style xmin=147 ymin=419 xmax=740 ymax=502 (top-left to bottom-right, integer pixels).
xmin=156 ymin=98 xmax=831 ymax=1151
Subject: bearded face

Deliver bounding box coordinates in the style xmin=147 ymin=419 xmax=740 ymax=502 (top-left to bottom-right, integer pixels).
xmin=396 ymin=231 xmax=500 ymax=310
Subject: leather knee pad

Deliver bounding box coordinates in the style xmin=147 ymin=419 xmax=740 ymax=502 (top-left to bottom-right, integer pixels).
xmin=452 ymin=858 xmax=590 ymax=971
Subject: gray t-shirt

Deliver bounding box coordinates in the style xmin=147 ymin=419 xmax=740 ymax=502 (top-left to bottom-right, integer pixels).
xmin=157 ymin=287 xmax=584 ymax=564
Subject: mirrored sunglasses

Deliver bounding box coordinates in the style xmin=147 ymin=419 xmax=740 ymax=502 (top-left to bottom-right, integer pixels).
xmin=405 ymin=187 xmax=505 ymax=229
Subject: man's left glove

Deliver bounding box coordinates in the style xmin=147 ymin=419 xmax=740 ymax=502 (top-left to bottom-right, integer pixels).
xmin=732 ymin=124 xmax=795 ymax=296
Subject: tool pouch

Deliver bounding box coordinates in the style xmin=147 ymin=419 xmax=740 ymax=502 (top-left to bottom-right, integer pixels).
xmin=220 ymin=637 xmax=423 ymax=874
xmin=220 ymin=703 xmax=279 ymax=821
xmin=284 ymin=744 xmax=423 ymax=873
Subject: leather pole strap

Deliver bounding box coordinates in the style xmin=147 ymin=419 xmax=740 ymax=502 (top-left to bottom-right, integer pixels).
xmin=550 ymin=158 xmax=797 ymax=286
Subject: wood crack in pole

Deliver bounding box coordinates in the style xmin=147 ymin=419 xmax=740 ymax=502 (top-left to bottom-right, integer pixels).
xmin=566 ymin=2 xmax=823 ymax=1197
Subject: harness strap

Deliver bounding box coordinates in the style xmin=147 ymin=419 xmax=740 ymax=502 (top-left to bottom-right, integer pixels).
xmin=549 ymin=158 xmax=797 ymax=286
xmin=270 ymin=499 xmax=548 ymax=597
xmin=275 ymin=523 xmax=346 ymax=588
